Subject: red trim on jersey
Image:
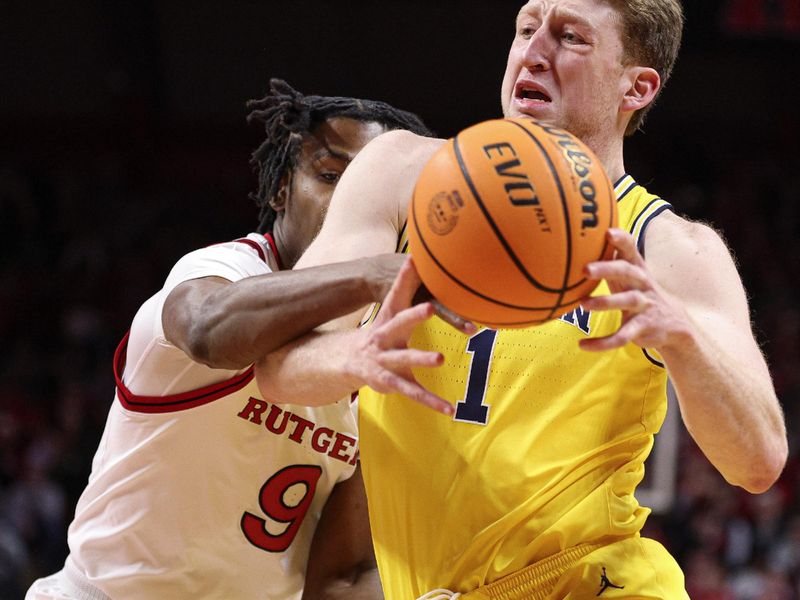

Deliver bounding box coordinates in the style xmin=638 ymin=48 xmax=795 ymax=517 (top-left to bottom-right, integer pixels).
xmin=263 ymin=233 xmax=283 ymax=270
xmin=113 ymin=332 xmax=255 ymax=414
xmin=233 ymin=238 xmax=267 ymax=263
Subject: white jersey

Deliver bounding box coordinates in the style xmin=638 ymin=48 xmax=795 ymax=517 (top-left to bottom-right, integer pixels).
xmin=62 ymin=234 xmax=358 ymax=599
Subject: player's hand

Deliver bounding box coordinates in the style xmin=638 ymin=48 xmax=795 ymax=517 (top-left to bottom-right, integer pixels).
xmin=346 ymin=257 xmax=455 ymax=416
xmin=412 ymin=283 xmax=477 ymax=336
xmin=578 ymin=228 xmax=691 ymax=353
xmin=371 ymin=254 xmax=477 ymax=335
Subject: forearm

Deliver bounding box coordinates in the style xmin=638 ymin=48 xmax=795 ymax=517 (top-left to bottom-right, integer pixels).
xmin=258 ymin=260 xmax=452 ymax=413
xmin=660 ymin=321 xmax=787 ymax=493
xmin=183 ymin=255 xmax=400 ymax=369
xmin=256 ymin=329 xmax=363 ymax=405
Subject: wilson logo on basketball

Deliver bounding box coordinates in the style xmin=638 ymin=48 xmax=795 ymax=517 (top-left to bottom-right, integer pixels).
xmin=427 ymin=190 xmax=464 ymax=235
xmin=542 ymin=125 xmax=600 ymax=231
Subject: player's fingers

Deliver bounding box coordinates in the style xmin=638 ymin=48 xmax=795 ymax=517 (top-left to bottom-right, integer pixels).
xmin=378 ymin=348 xmax=444 ymax=370
xmin=371 ymin=370 xmax=453 ymax=416
xmin=409 ymin=283 xmax=476 ymax=335
xmin=584 ymin=260 xmax=649 ymax=290
xmin=432 ymin=299 xmax=478 ymax=335
xmin=374 ymin=302 xmax=435 ymax=344
xmin=607 ymin=228 xmax=646 ymax=266
xmin=380 ymin=257 xmax=423 ymax=317
xmin=578 ymin=318 xmax=646 ymax=352
xmin=582 ymin=290 xmax=651 ymax=313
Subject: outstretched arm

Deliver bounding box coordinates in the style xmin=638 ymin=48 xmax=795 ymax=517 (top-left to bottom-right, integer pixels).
xmin=302 ymin=465 xmax=382 ymax=600
xmin=582 ymin=217 xmax=787 ymax=493
xmin=162 ymin=254 xmax=404 ymax=370
xmin=256 ymin=257 xmax=454 ymax=415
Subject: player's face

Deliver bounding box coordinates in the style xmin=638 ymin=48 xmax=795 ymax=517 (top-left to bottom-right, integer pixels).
xmin=277 ymin=117 xmax=386 ymax=268
xmin=501 ymin=0 xmax=630 ymax=144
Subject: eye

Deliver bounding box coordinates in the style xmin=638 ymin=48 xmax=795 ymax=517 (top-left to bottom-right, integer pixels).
xmin=562 ymin=30 xmax=584 ymax=44
xmin=319 ymin=172 xmax=341 ymax=184
xmin=516 ymin=18 xmax=539 ymax=39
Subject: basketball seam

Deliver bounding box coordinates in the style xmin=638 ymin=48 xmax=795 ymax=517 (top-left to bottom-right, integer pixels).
xmin=506 ymin=119 xmax=571 ymax=320
xmin=411 ymin=174 xmax=569 ymax=311
xmin=453 ymin=125 xmax=564 ymax=295
xmin=411 ymin=122 xmax=612 ymax=320
xmin=512 ymin=120 xmax=617 ymax=301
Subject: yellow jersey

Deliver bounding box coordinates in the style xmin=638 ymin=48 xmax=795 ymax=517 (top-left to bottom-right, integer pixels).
xmin=359 ymin=175 xmax=673 ymax=599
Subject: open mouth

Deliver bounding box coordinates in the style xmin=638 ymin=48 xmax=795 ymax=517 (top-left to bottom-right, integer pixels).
xmin=520 ymin=89 xmax=550 ymax=101
xmin=516 ymin=83 xmax=551 ymax=102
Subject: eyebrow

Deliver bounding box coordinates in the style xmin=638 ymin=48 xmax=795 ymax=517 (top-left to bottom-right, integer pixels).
xmin=516 ymin=4 xmax=594 ymax=31
xmin=551 ymin=6 xmax=594 ymax=30
xmin=313 ymin=145 xmax=351 ymax=163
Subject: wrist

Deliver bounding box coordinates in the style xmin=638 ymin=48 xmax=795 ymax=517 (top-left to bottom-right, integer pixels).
xmin=363 ymin=254 xmax=405 ymax=302
xmin=339 ymin=330 xmax=370 ymax=390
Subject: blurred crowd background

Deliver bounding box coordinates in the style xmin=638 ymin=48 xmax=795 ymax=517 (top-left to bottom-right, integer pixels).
xmin=1 ymin=1 xmax=799 ymax=598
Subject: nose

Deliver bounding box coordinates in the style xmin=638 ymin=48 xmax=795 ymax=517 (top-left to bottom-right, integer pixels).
xmin=520 ymin=28 xmax=553 ymax=72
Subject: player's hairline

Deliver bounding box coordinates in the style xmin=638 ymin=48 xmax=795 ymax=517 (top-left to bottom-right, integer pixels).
xmin=309 ymin=118 xmax=392 ymax=163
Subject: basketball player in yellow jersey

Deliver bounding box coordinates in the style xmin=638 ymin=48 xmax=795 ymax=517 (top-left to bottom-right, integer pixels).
xmin=356 ymin=181 xmax=677 ymax=599
xmin=257 ymin=1 xmax=788 ymax=598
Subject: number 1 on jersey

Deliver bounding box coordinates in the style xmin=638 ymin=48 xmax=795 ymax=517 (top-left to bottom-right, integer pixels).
xmin=454 ymin=329 xmax=497 ymax=425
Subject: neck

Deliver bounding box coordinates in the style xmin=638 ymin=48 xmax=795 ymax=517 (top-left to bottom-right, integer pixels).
xmin=583 ymin=132 xmax=626 ymax=186
xmin=267 ymin=226 xmax=292 ymax=270
xmin=603 ymin=154 xmax=626 ymax=184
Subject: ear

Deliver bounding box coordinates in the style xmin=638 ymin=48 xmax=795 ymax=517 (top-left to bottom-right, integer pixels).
xmin=269 ymin=175 xmax=290 ymax=212
xmin=621 ymin=66 xmax=660 ymax=113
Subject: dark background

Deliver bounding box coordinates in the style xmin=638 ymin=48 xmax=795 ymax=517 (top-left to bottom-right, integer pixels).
xmin=2 ymin=1 xmax=799 ymax=598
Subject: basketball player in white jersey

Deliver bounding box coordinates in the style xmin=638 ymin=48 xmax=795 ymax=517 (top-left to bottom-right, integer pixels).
xmin=25 ymin=79 xmax=436 ymax=600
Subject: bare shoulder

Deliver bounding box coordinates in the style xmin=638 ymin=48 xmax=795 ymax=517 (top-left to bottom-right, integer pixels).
xmin=645 ymin=210 xmax=733 ymax=267
xmin=644 ymin=211 xmax=748 ymax=314
xmin=369 ymin=128 xmax=445 ymax=152
xmin=362 ymin=129 xmax=446 ymax=168
xmin=346 ymin=130 xmax=446 ymax=225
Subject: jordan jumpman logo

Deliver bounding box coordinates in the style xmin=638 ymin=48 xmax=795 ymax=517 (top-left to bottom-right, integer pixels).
xmin=597 ymin=566 xmax=625 ymax=596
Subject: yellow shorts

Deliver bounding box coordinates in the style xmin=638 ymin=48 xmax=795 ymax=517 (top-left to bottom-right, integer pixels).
xmin=462 ymin=537 xmax=688 ymax=600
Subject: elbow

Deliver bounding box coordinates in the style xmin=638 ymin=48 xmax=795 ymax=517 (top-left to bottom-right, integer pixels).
xmin=184 ymin=320 xmax=213 ymax=364
xmin=737 ymin=439 xmax=788 ymax=494
xmin=184 ymin=312 xmax=247 ymax=370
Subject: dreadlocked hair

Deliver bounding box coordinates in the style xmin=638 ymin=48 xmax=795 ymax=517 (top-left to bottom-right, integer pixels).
xmin=247 ymin=78 xmax=434 ymax=233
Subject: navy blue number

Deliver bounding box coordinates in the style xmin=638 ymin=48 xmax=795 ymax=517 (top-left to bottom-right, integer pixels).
xmin=454 ymin=329 xmax=498 ymax=425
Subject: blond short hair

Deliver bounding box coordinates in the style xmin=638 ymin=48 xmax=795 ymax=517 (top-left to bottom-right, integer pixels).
xmin=607 ymin=0 xmax=685 ymax=135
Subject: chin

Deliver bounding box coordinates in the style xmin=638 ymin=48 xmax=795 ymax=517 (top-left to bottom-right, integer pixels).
xmin=511 ymin=110 xmax=557 ymax=127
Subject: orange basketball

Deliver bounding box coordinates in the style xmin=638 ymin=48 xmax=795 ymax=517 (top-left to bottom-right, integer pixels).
xmin=408 ymin=117 xmax=617 ymax=328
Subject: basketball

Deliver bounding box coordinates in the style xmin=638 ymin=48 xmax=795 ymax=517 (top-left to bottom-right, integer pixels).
xmin=407 ymin=117 xmax=618 ymax=328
